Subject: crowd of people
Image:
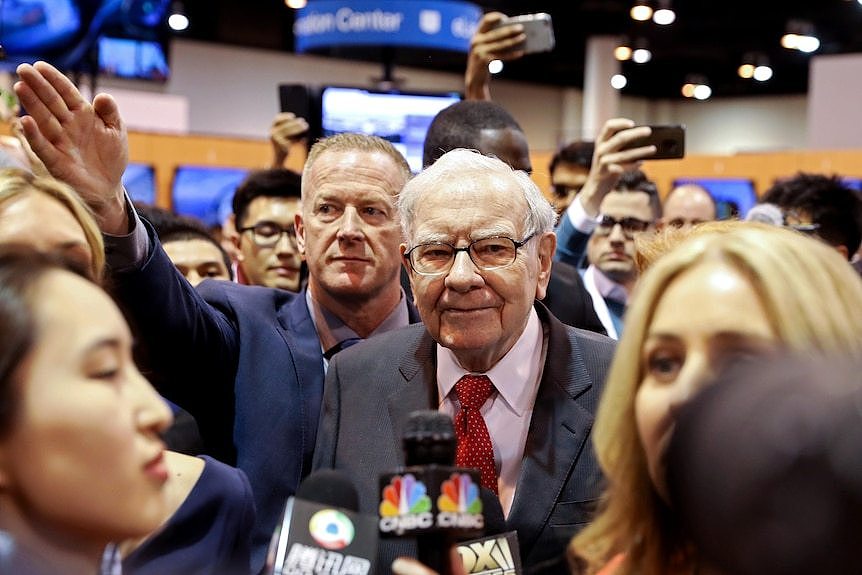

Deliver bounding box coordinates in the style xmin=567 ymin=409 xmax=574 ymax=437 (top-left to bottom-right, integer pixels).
xmin=1 ymin=11 xmax=862 ymax=575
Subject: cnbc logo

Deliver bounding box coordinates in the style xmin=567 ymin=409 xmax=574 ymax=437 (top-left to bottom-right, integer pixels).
xmin=379 ymin=473 xmax=433 ymax=534
xmin=308 ymin=509 xmax=355 ymax=550
xmin=436 ymin=473 xmax=483 ymax=530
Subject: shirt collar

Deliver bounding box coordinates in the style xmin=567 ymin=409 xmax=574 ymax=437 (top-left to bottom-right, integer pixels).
xmin=305 ymin=287 xmax=410 ymax=354
xmin=437 ymin=307 xmax=543 ymax=417
xmin=591 ymin=265 xmax=629 ymax=304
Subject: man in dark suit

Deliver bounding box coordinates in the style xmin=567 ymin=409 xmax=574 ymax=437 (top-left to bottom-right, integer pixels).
xmin=314 ymin=149 xmax=616 ymax=572
xmin=14 ymin=62 xmax=420 ymax=571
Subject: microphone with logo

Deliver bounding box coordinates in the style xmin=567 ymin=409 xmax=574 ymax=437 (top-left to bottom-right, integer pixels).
xmin=379 ymin=411 xmax=522 ymax=575
xmin=264 ymin=469 xmax=378 ymax=575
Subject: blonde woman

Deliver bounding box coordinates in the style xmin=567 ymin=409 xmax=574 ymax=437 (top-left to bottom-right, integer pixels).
xmin=569 ymin=221 xmax=862 ymax=575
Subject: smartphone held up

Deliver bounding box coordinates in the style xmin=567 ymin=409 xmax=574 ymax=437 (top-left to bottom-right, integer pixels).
xmin=493 ymin=13 xmax=556 ymax=55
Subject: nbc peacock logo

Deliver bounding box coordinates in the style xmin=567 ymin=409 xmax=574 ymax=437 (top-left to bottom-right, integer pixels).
xmin=379 ymin=473 xmax=432 ymax=517
xmin=437 ymin=473 xmax=483 ymax=514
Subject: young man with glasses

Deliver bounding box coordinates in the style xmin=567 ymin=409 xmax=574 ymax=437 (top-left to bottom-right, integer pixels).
xmin=227 ymin=169 xmax=304 ymax=291
xmin=554 ymin=119 xmax=662 ymax=339
xmin=314 ymin=149 xmax=616 ymax=573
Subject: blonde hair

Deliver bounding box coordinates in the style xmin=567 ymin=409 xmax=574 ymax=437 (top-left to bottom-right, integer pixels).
xmin=570 ymin=221 xmax=862 ymax=575
xmin=301 ymin=132 xmax=411 ymax=201
xmin=0 ymin=169 xmax=105 ymax=280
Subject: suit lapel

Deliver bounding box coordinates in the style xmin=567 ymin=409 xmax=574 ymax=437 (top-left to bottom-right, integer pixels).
xmin=386 ymin=329 xmax=438 ymax=464
xmin=506 ymin=306 xmax=595 ymax=557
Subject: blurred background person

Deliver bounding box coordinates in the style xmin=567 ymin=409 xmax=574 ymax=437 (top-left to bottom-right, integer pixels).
xmin=658 ymin=183 xmax=717 ymax=231
xmin=0 ymin=246 xmax=173 ymax=574
xmin=549 ymin=140 xmax=595 ymax=215
xmin=136 ymin=203 xmax=232 ymax=287
xmin=569 ymin=221 xmax=862 ymax=575
xmin=226 ymin=168 xmax=304 ymax=291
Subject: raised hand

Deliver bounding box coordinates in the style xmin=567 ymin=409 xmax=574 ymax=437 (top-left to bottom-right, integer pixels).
xmin=270 ymin=111 xmax=309 ymax=168
xmin=465 ymin=12 xmax=526 ymax=101
xmin=14 ymin=61 xmax=129 ymax=234
xmin=578 ymin=119 xmax=657 ymax=217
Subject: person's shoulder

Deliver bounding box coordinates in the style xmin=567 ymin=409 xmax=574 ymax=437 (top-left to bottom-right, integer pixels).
xmin=196 ymin=455 xmax=253 ymax=500
xmin=196 ymin=279 xmax=300 ymax=311
xmin=329 ymin=323 xmax=428 ymax=370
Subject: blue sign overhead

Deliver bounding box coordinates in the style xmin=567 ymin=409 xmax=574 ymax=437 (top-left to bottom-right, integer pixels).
xmin=294 ymin=1 xmax=482 ymax=53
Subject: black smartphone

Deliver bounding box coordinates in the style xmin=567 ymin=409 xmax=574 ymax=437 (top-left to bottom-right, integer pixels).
xmin=624 ymin=125 xmax=685 ymax=159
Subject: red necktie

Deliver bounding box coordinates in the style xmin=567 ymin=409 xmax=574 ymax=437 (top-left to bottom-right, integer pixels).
xmin=454 ymin=374 xmax=498 ymax=494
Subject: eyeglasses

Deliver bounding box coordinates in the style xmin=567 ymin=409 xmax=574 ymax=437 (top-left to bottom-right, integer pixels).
xmin=405 ymin=233 xmax=536 ymax=276
xmin=238 ymin=221 xmax=297 ymax=248
xmin=595 ymin=215 xmax=652 ymax=239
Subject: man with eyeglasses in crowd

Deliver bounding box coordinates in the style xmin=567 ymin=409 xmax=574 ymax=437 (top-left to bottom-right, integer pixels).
xmin=227 ymin=168 xmax=305 ymax=291
xmin=555 ymin=119 xmax=661 ymax=339
xmin=314 ymin=149 xmax=617 ymax=573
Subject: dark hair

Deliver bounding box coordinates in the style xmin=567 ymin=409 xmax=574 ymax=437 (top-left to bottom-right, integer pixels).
xmin=615 ymin=169 xmax=663 ymax=220
xmin=762 ymin=173 xmax=862 ymax=258
xmin=232 ymin=169 xmax=302 ymax=228
xmin=423 ymin=101 xmax=523 ymax=168
xmin=0 ymin=246 xmax=90 ymax=437
xmin=135 ymin=203 xmax=233 ymax=279
xmin=549 ymin=140 xmax=595 ymax=174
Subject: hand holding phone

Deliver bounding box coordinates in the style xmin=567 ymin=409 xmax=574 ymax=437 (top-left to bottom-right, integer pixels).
xmin=492 ymin=13 xmax=555 ymax=55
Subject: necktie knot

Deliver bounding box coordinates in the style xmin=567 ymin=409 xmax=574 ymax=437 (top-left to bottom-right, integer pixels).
xmin=455 ymin=374 xmax=494 ymax=410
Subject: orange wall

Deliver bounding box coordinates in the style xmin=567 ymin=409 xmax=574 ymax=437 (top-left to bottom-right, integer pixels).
xmin=128 ymin=130 xmax=862 ymax=208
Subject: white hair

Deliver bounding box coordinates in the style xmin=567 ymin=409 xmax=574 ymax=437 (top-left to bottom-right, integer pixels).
xmin=397 ymin=148 xmax=556 ymax=242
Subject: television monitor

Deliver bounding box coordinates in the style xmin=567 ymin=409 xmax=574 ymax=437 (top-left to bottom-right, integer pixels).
xmin=3 ymin=0 xmax=80 ymax=54
xmin=98 ymin=36 xmax=169 ymax=81
xmin=171 ymin=166 xmax=250 ymax=227
xmin=672 ymin=177 xmax=758 ymax=220
xmin=842 ymin=177 xmax=862 ymax=192
xmin=320 ymin=86 xmax=461 ymax=173
xmin=122 ymin=163 xmax=156 ymax=205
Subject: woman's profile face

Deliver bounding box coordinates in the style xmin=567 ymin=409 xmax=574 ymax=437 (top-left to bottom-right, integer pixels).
xmin=635 ymin=259 xmax=777 ymax=501
xmin=0 ymin=270 xmax=172 ymax=545
xmin=0 ymin=192 xmax=93 ymax=272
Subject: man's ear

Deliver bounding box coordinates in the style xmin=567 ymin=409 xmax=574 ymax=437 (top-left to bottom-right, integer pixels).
xmin=295 ymin=212 xmax=306 ymax=257
xmin=534 ymin=232 xmax=556 ymax=301
xmin=400 ymin=243 xmax=418 ymax=297
xmin=836 ymin=244 xmax=850 ymax=260
xmin=225 ymin=215 xmax=243 ymax=262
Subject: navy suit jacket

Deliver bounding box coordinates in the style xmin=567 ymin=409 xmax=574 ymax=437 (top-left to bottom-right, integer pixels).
xmin=112 ymin=224 xmax=420 ymax=571
xmin=312 ymin=303 xmax=614 ymax=573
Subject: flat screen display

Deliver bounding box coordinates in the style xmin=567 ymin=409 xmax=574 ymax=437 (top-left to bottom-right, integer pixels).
xmin=320 ymin=86 xmax=461 ymax=173
xmin=98 ymin=36 xmax=169 ymax=81
xmin=3 ymin=0 xmax=80 ymax=54
xmin=672 ymin=177 xmax=758 ymax=220
xmin=171 ymin=166 xmax=250 ymax=227
xmin=122 ymin=162 xmax=156 ymax=205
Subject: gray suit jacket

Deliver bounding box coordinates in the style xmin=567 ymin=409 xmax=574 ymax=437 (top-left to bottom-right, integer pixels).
xmin=312 ymin=303 xmax=614 ymax=572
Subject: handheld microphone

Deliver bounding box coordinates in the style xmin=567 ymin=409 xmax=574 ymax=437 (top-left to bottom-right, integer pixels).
xmin=265 ymin=469 xmax=378 ymax=575
xmin=378 ymin=411 xmax=486 ymax=575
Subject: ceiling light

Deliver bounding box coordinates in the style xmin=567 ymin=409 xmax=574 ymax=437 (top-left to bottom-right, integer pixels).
xmin=693 ymin=84 xmax=712 ymax=100
xmin=168 ymin=2 xmax=189 ymax=31
xmin=488 ymin=60 xmax=503 ymax=74
xmin=652 ymin=0 xmax=675 ymax=25
xmin=611 ymin=74 xmax=628 ymax=89
xmin=738 ymin=63 xmax=755 ymax=79
xmin=630 ymin=1 xmax=653 ymax=21
xmin=614 ymin=44 xmax=633 ymax=61
xmin=782 ymin=20 xmax=820 ymax=53
xmin=632 ymin=48 xmax=652 ymax=63
xmin=682 ymin=74 xmax=710 ymax=100
xmin=753 ymin=65 xmax=773 ymax=81
xmin=286 ymin=0 xmax=307 ymax=7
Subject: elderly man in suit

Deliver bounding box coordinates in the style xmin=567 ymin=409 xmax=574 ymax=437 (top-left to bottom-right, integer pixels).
xmin=314 ymin=149 xmax=616 ymax=572
xmin=14 ymin=61 xmax=420 ymax=571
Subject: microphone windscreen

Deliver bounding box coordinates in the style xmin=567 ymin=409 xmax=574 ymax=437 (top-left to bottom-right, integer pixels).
xmin=296 ymin=469 xmax=359 ymax=512
xmin=403 ymin=410 xmax=456 ymax=466
xmin=745 ymin=203 xmax=784 ymax=226
xmin=479 ymin=486 xmax=507 ymax=536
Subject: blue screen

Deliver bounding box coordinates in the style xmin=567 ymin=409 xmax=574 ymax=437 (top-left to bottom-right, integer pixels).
xmin=172 ymin=166 xmax=250 ymax=227
xmin=321 ymin=86 xmax=461 ymax=173
xmin=122 ymin=162 xmax=156 ymax=205
xmin=673 ymin=178 xmax=758 ymax=219
xmin=3 ymin=0 xmax=80 ymax=54
xmin=842 ymin=177 xmax=862 ymax=192
xmin=98 ymin=36 xmax=169 ymax=81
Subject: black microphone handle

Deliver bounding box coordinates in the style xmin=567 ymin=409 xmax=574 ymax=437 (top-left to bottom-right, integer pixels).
xmin=417 ymin=532 xmax=454 ymax=575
